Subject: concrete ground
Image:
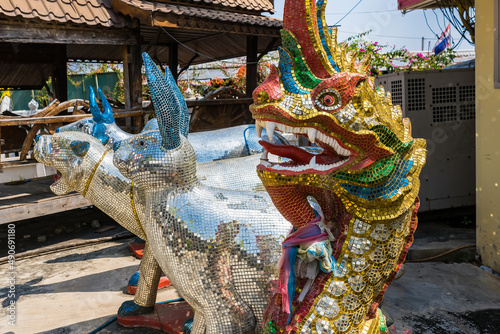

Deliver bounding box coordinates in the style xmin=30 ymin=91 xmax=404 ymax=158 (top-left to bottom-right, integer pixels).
xmin=383 ymin=263 xmax=500 ymax=334
xmin=0 ymin=238 xmax=180 ymax=334
xmin=1 ymin=207 xmax=499 ymax=334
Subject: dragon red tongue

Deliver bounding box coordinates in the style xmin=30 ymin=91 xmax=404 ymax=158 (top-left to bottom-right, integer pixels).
xmin=260 ymin=140 xmax=313 ymax=164
xmin=54 ymin=173 xmax=61 ymax=182
xmin=259 ymin=140 xmax=345 ymax=165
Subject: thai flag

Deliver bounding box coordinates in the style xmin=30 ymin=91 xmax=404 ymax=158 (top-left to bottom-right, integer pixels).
xmin=433 ymin=23 xmax=452 ymax=56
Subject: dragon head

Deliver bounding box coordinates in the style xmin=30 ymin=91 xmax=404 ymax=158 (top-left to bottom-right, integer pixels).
xmin=251 ymin=0 xmax=426 ymax=231
xmin=251 ymin=0 xmax=427 ymax=331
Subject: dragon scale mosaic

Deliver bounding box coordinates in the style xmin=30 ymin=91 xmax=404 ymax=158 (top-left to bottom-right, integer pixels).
xmin=250 ymin=0 xmax=427 ymax=333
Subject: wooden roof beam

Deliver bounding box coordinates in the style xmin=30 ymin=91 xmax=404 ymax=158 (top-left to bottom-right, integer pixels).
xmin=0 ymin=24 xmax=137 ymax=45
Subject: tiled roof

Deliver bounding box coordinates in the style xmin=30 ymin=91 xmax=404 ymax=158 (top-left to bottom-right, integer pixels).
xmin=0 ymin=0 xmax=126 ymax=28
xmin=116 ymin=0 xmax=282 ymax=28
xmin=177 ymin=0 xmax=274 ymax=13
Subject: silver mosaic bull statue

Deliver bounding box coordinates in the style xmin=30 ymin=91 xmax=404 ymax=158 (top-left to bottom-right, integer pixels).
xmin=33 ymin=130 xmax=281 ymax=319
xmin=112 ymin=53 xmax=292 ymax=333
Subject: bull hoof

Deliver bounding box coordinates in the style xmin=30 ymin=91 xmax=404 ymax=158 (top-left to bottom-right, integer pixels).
xmin=118 ymin=300 xmax=154 ymax=318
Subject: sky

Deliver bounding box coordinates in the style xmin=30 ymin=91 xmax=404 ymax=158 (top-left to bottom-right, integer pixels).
xmin=268 ymin=0 xmax=474 ymax=52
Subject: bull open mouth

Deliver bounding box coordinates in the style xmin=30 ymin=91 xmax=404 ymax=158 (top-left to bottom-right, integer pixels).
xmin=256 ymin=120 xmax=357 ymax=175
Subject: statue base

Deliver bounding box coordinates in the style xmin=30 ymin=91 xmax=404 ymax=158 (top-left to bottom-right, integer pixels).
xmin=117 ymin=301 xmax=193 ymax=333
xmin=129 ymin=238 xmax=146 ymax=258
xmin=126 ymin=272 xmax=171 ymax=295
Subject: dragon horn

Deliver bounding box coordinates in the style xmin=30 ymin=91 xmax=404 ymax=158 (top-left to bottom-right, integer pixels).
xmin=142 ymin=52 xmax=181 ymax=150
xmin=97 ymin=88 xmax=115 ymax=124
xmin=88 ymin=86 xmax=103 ymax=123
xmin=165 ymin=69 xmax=190 ymax=138
xmin=283 ymin=0 xmax=337 ymax=77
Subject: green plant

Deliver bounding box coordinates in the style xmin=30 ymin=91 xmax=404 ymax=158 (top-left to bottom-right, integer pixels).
xmin=346 ymin=31 xmax=456 ymax=75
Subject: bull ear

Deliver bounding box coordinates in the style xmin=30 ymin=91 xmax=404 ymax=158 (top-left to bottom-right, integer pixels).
xmin=70 ymin=140 xmax=90 ymax=156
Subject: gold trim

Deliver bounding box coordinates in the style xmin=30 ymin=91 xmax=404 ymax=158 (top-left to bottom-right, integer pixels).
xmin=82 ymin=150 xmax=111 ymax=197
xmin=130 ymin=181 xmax=147 ymax=238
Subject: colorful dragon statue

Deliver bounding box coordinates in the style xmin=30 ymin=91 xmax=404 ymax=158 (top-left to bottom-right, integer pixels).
xmin=250 ymin=0 xmax=427 ymax=333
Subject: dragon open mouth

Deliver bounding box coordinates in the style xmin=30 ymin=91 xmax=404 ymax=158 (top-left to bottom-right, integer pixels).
xmin=256 ymin=120 xmax=356 ymax=175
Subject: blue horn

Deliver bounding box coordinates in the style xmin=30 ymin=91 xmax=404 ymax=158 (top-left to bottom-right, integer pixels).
xmin=166 ymin=68 xmax=189 ymax=138
xmin=88 ymin=86 xmax=114 ymax=124
xmin=89 ymin=86 xmax=102 ymax=123
xmin=88 ymin=86 xmax=110 ymax=145
xmin=142 ymin=52 xmax=181 ymax=150
xmin=98 ymin=88 xmax=115 ymax=124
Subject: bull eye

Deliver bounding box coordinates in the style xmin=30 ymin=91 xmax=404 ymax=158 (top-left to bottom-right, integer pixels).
xmin=315 ymin=89 xmax=342 ymax=111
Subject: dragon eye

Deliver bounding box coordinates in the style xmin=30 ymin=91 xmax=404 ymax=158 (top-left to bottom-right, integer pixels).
xmin=323 ymin=95 xmax=335 ymax=106
xmin=139 ymin=140 xmax=145 ymax=147
xmin=315 ymin=89 xmax=341 ymax=111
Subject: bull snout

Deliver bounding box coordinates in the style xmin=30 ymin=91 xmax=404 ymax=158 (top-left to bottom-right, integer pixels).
xmin=33 ymin=135 xmax=51 ymax=164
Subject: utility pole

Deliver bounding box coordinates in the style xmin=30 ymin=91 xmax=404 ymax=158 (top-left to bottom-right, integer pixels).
xmin=422 ymin=37 xmax=424 ymax=51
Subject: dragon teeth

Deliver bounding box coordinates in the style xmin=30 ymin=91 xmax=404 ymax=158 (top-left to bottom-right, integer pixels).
xmin=309 ymin=156 xmax=317 ymax=168
xmin=266 ymin=156 xmax=348 ymax=173
xmin=266 ymin=122 xmax=276 ymax=138
xmin=255 ymin=121 xmax=264 ymax=138
xmin=257 ymin=121 xmax=351 ymax=157
xmin=307 ymin=128 xmax=317 ymax=143
xmin=260 ymin=150 xmax=269 ymax=161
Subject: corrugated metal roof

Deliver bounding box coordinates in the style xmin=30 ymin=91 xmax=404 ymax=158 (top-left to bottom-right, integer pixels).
xmin=0 ymin=0 xmax=126 ymax=28
xmin=398 ymin=0 xmax=471 ymax=10
xmin=115 ymin=0 xmax=281 ymax=28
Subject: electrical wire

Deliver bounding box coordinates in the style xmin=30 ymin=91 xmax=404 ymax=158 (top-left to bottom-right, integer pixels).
xmin=435 ymin=0 xmax=474 ymax=45
xmin=406 ymin=244 xmax=476 ymax=263
xmin=325 ymin=9 xmax=399 ymax=16
xmin=423 ymin=10 xmax=439 ymax=38
xmin=433 ymin=8 xmax=444 ymax=33
xmin=339 ymin=30 xmax=434 ymax=40
xmin=157 ymin=24 xmax=262 ymax=66
xmin=334 ymin=0 xmax=364 ymax=26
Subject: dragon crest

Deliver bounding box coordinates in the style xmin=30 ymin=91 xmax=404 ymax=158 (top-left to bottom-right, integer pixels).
xmin=250 ymin=1 xmax=427 ymax=333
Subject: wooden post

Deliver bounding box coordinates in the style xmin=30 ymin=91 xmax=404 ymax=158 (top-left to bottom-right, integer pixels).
xmin=246 ymin=35 xmax=258 ymax=97
xmin=169 ymin=43 xmax=179 ymax=82
xmin=0 ymin=126 xmax=3 ymax=172
xmin=53 ymin=44 xmax=68 ymax=102
xmin=123 ymin=43 xmax=142 ymax=132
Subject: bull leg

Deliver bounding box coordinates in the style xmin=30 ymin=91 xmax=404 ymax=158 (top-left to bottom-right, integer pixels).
xmin=191 ymin=312 xmax=206 ymax=334
xmin=118 ymin=242 xmax=162 ymax=317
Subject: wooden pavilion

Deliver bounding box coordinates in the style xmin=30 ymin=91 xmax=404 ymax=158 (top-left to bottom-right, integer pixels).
xmin=0 ymin=0 xmax=282 ymax=108
xmin=0 ymin=0 xmax=282 ymax=222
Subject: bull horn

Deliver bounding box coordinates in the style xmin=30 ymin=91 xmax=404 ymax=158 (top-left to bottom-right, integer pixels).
xmin=97 ymin=88 xmax=115 ymax=124
xmin=88 ymin=86 xmax=114 ymax=124
xmin=164 ymin=66 xmax=189 ymax=138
